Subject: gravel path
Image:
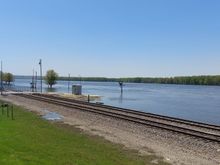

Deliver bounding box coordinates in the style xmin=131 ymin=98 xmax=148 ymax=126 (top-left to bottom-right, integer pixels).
xmin=1 ymin=94 xmax=220 ymax=165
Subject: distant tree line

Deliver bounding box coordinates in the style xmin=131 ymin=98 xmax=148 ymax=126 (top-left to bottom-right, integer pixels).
xmin=58 ymin=75 xmax=220 ymax=86
xmin=59 ymin=77 xmax=116 ymax=82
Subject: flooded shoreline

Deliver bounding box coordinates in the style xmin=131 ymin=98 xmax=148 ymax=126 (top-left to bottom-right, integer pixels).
xmin=11 ymin=78 xmax=220 ymax=125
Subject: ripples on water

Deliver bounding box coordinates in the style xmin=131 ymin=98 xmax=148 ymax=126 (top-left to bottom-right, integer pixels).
xmin=13 ymin=79 xmax=220 ymax=125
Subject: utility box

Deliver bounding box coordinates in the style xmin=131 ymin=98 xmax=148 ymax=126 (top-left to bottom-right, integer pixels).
xmin=72 ymin=85 xmax=82 ymax=95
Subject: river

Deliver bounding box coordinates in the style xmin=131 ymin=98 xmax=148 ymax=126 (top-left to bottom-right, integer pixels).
xmin=11 ymin=78 xmax=220 ymax=125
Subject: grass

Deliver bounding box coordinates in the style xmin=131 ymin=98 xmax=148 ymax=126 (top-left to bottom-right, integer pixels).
xmin=0 ymin=104 xmax=170 ymax=165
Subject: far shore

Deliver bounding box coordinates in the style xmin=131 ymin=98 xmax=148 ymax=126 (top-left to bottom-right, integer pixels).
xmin=14 ymin=75 xmax=220 ymax=86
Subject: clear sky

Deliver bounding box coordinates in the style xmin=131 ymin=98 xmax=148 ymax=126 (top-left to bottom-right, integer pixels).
xmin=0 ymin=0 xmax=219 ymax=77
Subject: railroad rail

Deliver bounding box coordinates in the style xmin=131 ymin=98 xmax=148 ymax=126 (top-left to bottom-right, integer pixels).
xmin=15 ymin=93 xmax=220 ymax=143
xmin=31 ymin=93 xmax=220 ymax=133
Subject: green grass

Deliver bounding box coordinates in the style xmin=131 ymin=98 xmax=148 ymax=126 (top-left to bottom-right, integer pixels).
xmin=0 ymin=105 xmax=169 ymax=165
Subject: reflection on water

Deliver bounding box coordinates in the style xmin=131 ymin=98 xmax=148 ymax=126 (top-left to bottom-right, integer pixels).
xmin=46 ymin=88 xmax=57 ymax=93
xmin=42 ymin=110 xmax=63 ymax=121
xmin=119 ymin=93 xmax=123 ymax=104
xmin=109 ymin=96 xmax=138 ymax=102
xmin=13 ymin=78 xmax=220 ymax=125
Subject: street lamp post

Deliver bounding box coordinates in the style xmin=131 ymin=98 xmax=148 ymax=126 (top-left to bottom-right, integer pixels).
xmin=35 ymin=71 xmax=37 ymax=91
xmin=39 ymin=59 xmax=42 ymax=93
xmin=1 ymin=61 xmax=3 ymax=95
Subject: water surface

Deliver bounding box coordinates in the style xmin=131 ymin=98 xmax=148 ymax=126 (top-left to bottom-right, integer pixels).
xmin=12 ymin=79 xmax=220 ymax=125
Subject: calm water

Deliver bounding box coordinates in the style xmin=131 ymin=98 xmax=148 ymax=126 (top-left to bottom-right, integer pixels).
xmin=12 ymin=79 xmax=220 ymax=125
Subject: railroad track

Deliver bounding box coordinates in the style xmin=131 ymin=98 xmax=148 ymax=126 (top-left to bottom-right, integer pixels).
xmin=15 ymin=93 xmax=220 ymax=143
xmin=32 ymin=93 xmax=220 ymax=134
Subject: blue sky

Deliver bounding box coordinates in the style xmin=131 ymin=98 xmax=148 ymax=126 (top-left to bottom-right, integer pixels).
xmin=0 ymin=0 xmax=219 ymax=77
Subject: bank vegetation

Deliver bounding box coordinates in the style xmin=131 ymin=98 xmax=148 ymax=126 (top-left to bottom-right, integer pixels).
xmin=59 ymin=75 xmax=220 ymax=86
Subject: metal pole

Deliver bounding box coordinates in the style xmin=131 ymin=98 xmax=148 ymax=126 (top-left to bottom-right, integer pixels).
xmin=88 ymin=95 xmax=90 ymax=103
xmin=39 ymin=59 xmax=42 ymax=93
xmin=33 ymin=69 xmax=34 ymax=86
xmin=32 ymin=69 xmax=34 ymax=92
xmin=35 ymin=71 xmax=37 ymax=92
xmin=79 ymin=75 xmax=81 ymax=85
xmin=0 ymin=62 xmax=2 ymax=94
xmin=68 ymin=73 xmax=70 ymax=93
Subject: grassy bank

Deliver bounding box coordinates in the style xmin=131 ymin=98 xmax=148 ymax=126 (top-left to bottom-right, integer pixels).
xmin=0 ymin=105 xmax=169 ymax=165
